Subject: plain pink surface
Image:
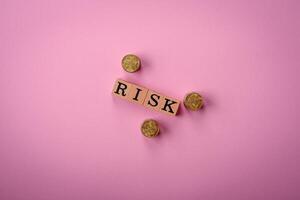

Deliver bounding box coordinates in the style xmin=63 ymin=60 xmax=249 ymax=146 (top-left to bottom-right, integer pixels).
xmin=1 ymin=0 xmax=300 ymax=199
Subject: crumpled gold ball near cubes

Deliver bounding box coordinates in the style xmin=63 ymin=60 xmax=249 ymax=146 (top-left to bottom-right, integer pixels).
xmin=141 ymin=119 xmax=160 ymax=138
xmin=121 ymin=54 xmax=141 ymax=73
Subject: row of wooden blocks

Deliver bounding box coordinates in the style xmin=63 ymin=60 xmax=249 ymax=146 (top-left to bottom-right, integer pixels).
xmin=112 ymin=79 xmax=180 ymax=116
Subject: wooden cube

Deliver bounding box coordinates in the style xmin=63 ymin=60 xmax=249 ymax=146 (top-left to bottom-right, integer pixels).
xmin=159 ymin=95 xmax=180 ymax=116
xmin=143 ymin=90 xmax=165 ymax=112
xmin=127 ymin=83 xmax=149 ymax=105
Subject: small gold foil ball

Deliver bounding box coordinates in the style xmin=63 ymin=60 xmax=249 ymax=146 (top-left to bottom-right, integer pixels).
xmin=121 ymin=54 xmax=141 ymax=73
xmin=183 ymin=92 xmax=204 ymax=111
xmin=141 ymin=119 xmax=160 ymax=138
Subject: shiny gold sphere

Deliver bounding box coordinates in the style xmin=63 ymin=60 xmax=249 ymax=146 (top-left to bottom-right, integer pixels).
xmin=121 ymin=54 xmax=141 ymax=73
xmin=141 ymin=119 xmax=159 ymax=138
xmin=183 ymin=92 xmax=204 ymax=111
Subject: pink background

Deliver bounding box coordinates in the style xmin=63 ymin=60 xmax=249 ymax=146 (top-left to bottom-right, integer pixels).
xmin=1 ymin=0 xmax=300 ymax=199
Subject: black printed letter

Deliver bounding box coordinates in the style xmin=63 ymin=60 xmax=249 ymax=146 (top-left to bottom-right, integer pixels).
xmin=133 ymin=88 xmax=142 ymax=101
xmin=114 ymin=82 xmax=127 ymax=96
xmin=147 ymin=94 xmax=160 ymax=107
xmin=162 ymin=98 xmax=177 ymax=113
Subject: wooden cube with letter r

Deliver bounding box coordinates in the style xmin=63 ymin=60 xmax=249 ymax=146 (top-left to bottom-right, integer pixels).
xmin=112 ymin=79 xmax=133 ymax=100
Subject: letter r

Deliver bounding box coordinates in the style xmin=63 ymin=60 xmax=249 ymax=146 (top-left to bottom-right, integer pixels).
xmin=114 ymin=81 xmax=128 ymax=96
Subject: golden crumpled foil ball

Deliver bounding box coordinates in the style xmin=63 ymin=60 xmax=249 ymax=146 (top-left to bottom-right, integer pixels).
xmin=141 ymin=119 xmax=160 ymax=138
xmin=121 ymin=54 xmax=141 ymax=73
xmin=183 ymin=92 xmax=204 ymax=111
